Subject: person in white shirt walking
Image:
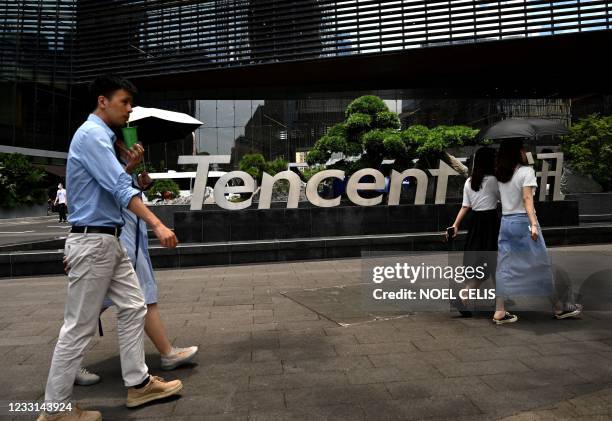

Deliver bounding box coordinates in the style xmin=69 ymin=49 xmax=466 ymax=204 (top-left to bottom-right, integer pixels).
xmin=54 ymin=183 xmax=68 ymax=223
xmin=493 ymin=138 xmax=582 ymax=324
xmin=448 ymin=147 xmax=500 ymax=316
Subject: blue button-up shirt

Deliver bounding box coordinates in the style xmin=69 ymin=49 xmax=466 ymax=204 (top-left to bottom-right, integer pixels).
xmin=67 ymin=114 xmax=141 ymax=227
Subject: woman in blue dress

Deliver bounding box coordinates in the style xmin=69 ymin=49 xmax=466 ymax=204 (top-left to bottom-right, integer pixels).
xmin=75 ymin=139 xmax=197 ymax=386
xmin=493 ymin=139 xmax=582 ymax=324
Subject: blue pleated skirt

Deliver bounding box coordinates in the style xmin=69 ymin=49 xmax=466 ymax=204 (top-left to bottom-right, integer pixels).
xmin=495 ymin=213 xmax=554 ymax=298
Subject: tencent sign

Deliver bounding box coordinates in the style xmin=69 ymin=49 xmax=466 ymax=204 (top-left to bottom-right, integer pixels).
xmin=178 ymin=153 xmax=564 ymax=211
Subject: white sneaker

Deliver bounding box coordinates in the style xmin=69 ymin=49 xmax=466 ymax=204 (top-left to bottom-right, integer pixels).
xmin=160 ymin=346 xmax=198 ymax=370
xmin=74 ymin=367 xmax=101 ymax=386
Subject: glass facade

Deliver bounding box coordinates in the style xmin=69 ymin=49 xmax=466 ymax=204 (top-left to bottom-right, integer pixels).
xmin=1 ymin=0 xmax=611 ymax=168
xmin=191 ymin=94 xmax=612 ymax=169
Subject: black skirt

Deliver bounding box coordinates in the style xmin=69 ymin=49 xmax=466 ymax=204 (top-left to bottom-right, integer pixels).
xmin=463 ymin=208 xmax=501 ymax=281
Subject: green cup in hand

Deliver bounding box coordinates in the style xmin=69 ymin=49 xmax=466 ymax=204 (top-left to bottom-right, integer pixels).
xmin=122 ymin=125 xmax=138 ymax=148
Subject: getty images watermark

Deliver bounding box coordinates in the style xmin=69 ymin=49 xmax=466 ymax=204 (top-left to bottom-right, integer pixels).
xmin=371 ymin=262 xmax=495 ymax=301
xmin=361 ymin=250 xmax=612 ymax=313
xmin=360 ymin=252 xmax=496 ymax=312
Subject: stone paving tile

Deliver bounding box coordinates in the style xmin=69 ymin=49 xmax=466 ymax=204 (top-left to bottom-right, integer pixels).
xmin=433 ymin=359 xmax=532 ymax=378
xmin=347 ymin=365 xmax=442 ymax=384
xmin=384 ymin=376 xmax=495 ymax=399
xmin=281 ymin=355 xmax=374 ymax=374
xmin=412 ymin=336 xmax=495 ymax=352
xmin=361 ymin=394 xmax=481 ymax=421
xmin=334 ymin=342 xmax=418 ymax=356
xmin=449 ymin=344 xmax=541 ymax=362
xmin=248 ymin=404 xmax=366 ymax=421
xmin=368 ymin=350 xmax=458 ymax=367
xmin=284 ymin=384 xmax=391 ymax=408
xmin=248 ymin=371 xmax=348 ymax=390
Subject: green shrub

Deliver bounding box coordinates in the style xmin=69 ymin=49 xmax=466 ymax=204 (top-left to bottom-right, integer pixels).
xmin=383 ymin=133 xmax=408 ymax=159
xmin=362 ymin=129 xmax=387 ymax=158
xmin=0 ymin=153 xmax=47 ymax=208
xmin=345 ymin=95 xmax=387 ymax=117
xmin=265 ymin=157 xmax=289 ymax=175
xmin=145 ymin=178 xmax=180 ymax=202
xmin=239 ymin=153 xmax=266 ymax=181
xmin=345 ymin=113 xmax=372 ymax=132
xmin=375 ymin=111 xmax=401 ymax=129
xmin=561 ymin=114 xmax=612 ymax=191
xmin=301 ymin=165 xmax=327 ymax=181
xmin=305 ymin=148 xmax=329 ymax=166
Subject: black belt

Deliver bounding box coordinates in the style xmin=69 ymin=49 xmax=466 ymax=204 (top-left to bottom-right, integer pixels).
xmin=71 ymin=226 xmax=122 ymax=237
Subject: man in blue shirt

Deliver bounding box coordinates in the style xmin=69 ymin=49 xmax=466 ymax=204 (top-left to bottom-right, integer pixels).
xmin=39 ymin=76 xmax=182 ymax=421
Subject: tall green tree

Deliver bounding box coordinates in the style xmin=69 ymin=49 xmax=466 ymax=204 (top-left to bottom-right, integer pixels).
xmin=561 ymin=114 xmax=612 ymax=191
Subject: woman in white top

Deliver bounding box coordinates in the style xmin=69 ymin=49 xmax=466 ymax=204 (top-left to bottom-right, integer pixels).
xmin=494 ymin=139 xmax=582 ymax=324
xmin=448 ymin=147 xmax=500 ymax=316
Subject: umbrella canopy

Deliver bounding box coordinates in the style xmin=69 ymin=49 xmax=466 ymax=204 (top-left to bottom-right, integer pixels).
xmin=127 ymin=106 xmax=203 ymax=144
xmin=476 ymin=118 xmax=569 ymax=142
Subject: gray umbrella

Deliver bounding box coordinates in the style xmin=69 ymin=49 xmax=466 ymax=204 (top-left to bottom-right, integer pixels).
xmin=476 ymin=118 xmax=569 ymax=142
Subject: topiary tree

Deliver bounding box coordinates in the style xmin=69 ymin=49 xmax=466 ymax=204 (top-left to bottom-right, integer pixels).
xmin=306 ymin=95 xmax=405 ymax=171
xmin=0 ymin=153 xmax=47 ymax=208
xmin=561 ymin=114 xmax=612 ymax=191
xmin=306 ymin=95 xmax=483 ymax=177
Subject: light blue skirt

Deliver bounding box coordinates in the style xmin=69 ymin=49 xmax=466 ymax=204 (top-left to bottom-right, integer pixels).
xmin=103 ymin=207 xmax=158 ymax=307
xmin=495 ymin=213 xmax=554 ymax=298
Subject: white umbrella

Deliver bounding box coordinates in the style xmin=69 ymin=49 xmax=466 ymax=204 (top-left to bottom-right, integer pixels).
xmin=127 ymin=106 xmax=203 ymax=144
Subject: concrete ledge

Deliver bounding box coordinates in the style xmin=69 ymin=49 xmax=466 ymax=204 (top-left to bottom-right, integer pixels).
xmin=2 ymin=223 xmax=611 ymax=278
xmin=174 ymin=202 xmax=579 ymax=243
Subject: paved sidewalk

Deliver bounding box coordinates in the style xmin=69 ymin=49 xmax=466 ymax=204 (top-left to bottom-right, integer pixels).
xmin=1 ymin=244 xmax=612 ymax=420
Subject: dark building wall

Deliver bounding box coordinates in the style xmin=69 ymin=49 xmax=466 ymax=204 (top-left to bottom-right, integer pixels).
xmin=1 ymin=0 xmax=78 ymax=153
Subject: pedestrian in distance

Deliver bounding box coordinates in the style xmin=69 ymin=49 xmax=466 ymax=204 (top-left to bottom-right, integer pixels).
xmin=54 ymin=183 xmax=68 ymax=223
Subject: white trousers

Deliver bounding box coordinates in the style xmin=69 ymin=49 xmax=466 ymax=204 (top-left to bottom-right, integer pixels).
xmin=45 ymin=233 xmax=149 ymax=403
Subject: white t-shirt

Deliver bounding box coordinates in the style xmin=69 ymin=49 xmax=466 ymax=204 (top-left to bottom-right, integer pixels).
xmin=56 ymin=188 xmax=67 ymax=204
xmin=462 ymin=175 xmax=499 ymax=211
xmin=498 ymin=165 xmax=538 ymax=215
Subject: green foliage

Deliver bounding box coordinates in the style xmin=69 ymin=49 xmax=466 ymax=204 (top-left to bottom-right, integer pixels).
xmin=345 ymin=113 xmax=372 ymax=132
xmin=345 ymin=95 xmax=387 ymax=117
xmin=375 ymin=111 xmax=401 ymax=129
xmin=308 ymin=96 xmax=394 ymax=169
xmin=362 ymin=129 xmax=388 ymax=158
xmin=317 ymin=134 xmax=348 ymax=154
xmin=301 ymin=165 xmax=327 ymax=181
xmin=0 ymin=153 xmax=47 ymax=209
xmin=305 ymin=148 xmax=329 ymax=166
xmin=145 ymin=178 xmax=180 ymax=202
xmin=382 ymin=134 xmax=408 ymax=159
xmin=307 ymin=95 xmax=482 ymax=175
xmin=239 ymin=153 xmax=289 ymax=182
xmin=265 ymin=157 xmax=288 ymax=175
xmin=561 ymin=114 xmax=612 ymax=191
xmin=132 ymin=162 xmax=159 ymax=175
xmin=407 ymin=125 xmax=479 ymax=155
xmin=239 ymin=153 xmax=267 ymax=181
